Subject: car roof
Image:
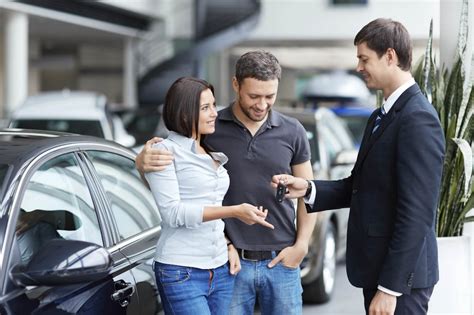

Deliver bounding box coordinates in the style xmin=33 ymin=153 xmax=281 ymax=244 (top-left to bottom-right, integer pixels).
xmin=0 ymin=129 xmax=125 ymax=166
xmin=302 ymin=71 xmax=371 ymax=101
xmin=0 ymin=129 xmax=134 ymax=218
xmin=11 ymin=90 xmax=107 ymax=120
xmin=277 ymin=106 xmax=336 ymax=124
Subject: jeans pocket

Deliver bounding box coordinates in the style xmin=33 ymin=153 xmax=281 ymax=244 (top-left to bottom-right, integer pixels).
xmin=279 ymin=262 xmax=300 ymax=271
xmin=156 ymin=264 xmax=191 ymax=286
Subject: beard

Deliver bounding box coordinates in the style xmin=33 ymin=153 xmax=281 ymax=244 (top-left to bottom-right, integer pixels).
xmin=237 ymin=100 xmax=270 ymax=122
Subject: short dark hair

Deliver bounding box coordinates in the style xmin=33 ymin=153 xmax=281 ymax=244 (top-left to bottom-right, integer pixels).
xmin=354 ymin=18 xmax=412 ymax=71
xmin=235 ymin=50 xmax=282 ymax=85
xmin=163 ymin=77 xmax=214 ymax=139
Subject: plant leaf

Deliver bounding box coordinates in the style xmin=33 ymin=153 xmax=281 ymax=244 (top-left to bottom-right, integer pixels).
xmin=459 ymin=55 xmax=474 ymax=139
xmin=456 ymin=0 xmax=469 ymax=62
xmin=422 ymin=19 xmax=433 ymax=94
xmin=416 ymin=0 xmax=473 ymax=236
xmin=465 ymin=216 xmax=474 ymax=223
xmin=451 ymin=138 xmax=473 ymax=200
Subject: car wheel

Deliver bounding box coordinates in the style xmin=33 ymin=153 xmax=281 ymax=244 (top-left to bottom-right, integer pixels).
xmin=302 ymin=223 xmax=337 ymax=304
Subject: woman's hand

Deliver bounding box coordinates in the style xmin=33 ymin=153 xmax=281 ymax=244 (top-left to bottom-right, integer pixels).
xmin=235 ymin=204 xmax=274 ymax=229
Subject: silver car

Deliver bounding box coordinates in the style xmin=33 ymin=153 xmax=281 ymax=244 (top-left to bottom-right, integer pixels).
xmin=9 ymin=90 xmax=136 ymax=147
xmin=278 ymin=107 xmax=357 ymax=304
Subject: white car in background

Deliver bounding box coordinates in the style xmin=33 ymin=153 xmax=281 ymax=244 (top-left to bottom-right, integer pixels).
xmin=9 ymin=90 xmax=136 ymax=147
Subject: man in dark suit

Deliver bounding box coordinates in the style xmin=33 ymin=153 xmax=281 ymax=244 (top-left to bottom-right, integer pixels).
xmin=272 ymin=18 xmax=445 ymax=315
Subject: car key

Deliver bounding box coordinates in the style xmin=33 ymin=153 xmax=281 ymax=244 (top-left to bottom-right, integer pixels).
xmin=276 ymin=182 xmax=286 ymax=203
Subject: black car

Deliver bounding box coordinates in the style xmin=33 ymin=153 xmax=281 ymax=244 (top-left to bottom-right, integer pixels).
xmin=0 ymin=129 xmax=163 ymax=314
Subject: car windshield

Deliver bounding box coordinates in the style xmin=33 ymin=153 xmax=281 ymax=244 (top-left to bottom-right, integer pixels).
xmin=12 ymin=119 xmax=104 ymax=138
xmin=341 ymin=115 xmax=370 ymax=146
xmin=318 ymin=112 xmax=355 ymax=150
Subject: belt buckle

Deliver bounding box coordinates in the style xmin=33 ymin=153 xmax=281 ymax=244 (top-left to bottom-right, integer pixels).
xmin=240 ymin=249 xmax=258 ymax=262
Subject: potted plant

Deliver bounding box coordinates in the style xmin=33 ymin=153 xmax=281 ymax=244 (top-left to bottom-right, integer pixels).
xmin=413 ymin=0 xmax=473 ymax=312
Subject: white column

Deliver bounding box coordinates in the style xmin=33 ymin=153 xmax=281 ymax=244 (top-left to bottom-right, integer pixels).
xmin=123 ymin=38 xmax=137 ymax=109
xmin=219 ymin=49 xmax=231 ymax=106
xmin=3 ymin=10 xmax=28 ymax=116
xmin=28 ymin=38 xmax=41 ymax=97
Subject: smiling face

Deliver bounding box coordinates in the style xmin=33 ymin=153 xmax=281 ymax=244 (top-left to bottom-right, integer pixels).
xmin=232 ymin=77 xmax=278 ymax=123
xmin=196 ymin=88 xmax=217 ymax=137
xmin=356 ymin=42 xmax=391 ymax=90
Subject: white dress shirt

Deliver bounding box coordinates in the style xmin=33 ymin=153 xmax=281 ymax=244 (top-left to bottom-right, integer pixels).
xmin=145 ymin=131 xmax=230 ymax=269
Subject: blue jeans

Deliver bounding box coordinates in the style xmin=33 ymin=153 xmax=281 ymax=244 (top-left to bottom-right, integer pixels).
xmin=154 ymin=262 xmax=235 ymax=315
xmin=229 ymin=253 xmax=303 ymax=315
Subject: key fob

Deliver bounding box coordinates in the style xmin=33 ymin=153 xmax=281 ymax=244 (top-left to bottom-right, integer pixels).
xmin=276 ymin=182 xmax=286 ymax=203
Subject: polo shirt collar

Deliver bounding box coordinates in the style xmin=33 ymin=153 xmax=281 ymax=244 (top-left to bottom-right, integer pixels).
xmin=218 ymin=103 xmax=282 ymax=127
xmin=167 ymin=131 xmax=196 ymax=152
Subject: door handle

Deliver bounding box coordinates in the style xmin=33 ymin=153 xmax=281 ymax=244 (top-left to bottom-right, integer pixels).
xmin=111 ymin=280 xmax=135 ymax=307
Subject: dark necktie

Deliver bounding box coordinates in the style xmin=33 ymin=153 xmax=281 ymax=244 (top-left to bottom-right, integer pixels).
xmin=372 ymin=106 xmax=386 ymax=134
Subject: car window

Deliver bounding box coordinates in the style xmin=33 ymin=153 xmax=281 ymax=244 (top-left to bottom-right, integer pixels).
xmin=87 ymin=151 xmax=161 ymax=241
xmin=0 ymin=164 xmax=9 ymax=182
xmin=12 ymin=119 xmax=104 ymax=138
xmin=120 ymin=105 xmax=163 ymax=145
xmin=341 ymin=115 xmax=370 ymax=145
xmin=318 ymin=124 xmax=343 ymax=164
xmin=302 ymin=123 xmax=320 ymax=166
xmin=17 ymin=153 xmax=103 ymax=264
xmin=319 ymin=113 xmax=355 ymax=150
xmin=0 ymin=164 xmax=10 ymax=200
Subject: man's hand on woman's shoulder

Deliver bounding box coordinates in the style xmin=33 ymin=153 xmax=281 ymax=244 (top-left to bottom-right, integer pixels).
xmin=136 ymin=137 xmax=174 ymax=173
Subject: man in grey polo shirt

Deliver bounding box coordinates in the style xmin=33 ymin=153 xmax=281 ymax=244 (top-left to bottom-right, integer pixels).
xmin=136 ymin=51 xmax=316 ymax=314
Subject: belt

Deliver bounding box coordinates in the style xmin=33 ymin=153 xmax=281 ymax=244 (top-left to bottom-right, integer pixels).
xmin=237 ymin=249 xmax=280 ymax=261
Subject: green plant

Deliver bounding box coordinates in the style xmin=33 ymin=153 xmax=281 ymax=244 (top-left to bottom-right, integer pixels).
xmin=413 ymin=0 xmax=473 ymax=236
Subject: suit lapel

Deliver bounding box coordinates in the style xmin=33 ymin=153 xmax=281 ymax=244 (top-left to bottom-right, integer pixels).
xmin=353 ymin=84 xmax=422 ymax=172
xmin=355 ymin=110 xmax=379 ymax=168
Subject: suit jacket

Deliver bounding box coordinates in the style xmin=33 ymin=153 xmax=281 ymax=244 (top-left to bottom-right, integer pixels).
xmin=310 ymin=84 xmax=445 ymax=294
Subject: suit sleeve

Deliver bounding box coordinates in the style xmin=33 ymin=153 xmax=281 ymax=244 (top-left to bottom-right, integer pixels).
xmin=378 ymin=110 xmax=444 ymax=293
xmin=308 ymin=175 xmax=353 ymax=212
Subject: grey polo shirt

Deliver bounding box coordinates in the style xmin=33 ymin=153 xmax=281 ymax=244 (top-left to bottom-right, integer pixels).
xmin=204 ymin=105 xmax=310 ymax=251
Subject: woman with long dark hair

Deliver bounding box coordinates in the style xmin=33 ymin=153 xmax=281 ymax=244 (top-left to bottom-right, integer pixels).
xmin=145 ymin=77 xmax=273 ymax=314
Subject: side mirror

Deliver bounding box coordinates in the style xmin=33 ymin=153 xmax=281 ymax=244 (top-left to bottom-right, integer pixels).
xmin=332 ymin=149 xmax=358 ymax=166
xmin=10 ymin=239 xmax=112 ymax=286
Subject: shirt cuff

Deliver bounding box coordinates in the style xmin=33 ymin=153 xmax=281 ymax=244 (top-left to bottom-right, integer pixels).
xmin=183 ymin=204 xmax=204 ymax=228
xmin=377 ymin=285 xmax=402 ymax=297
xmin=303 ymin=181 xmax=316 ymax=205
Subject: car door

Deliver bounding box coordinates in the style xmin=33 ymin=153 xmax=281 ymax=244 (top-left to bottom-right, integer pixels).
xmin=83 ymin=150 xmax=163 ymax=315
xmin=1 ymin=151 xmax=134 ymax=314
xmin=316 ymin=112 xmax=352 ymax=256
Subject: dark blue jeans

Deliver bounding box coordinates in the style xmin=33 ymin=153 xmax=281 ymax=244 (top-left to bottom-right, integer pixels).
xmin=154 ymin=262 xmax=235 ymax=315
